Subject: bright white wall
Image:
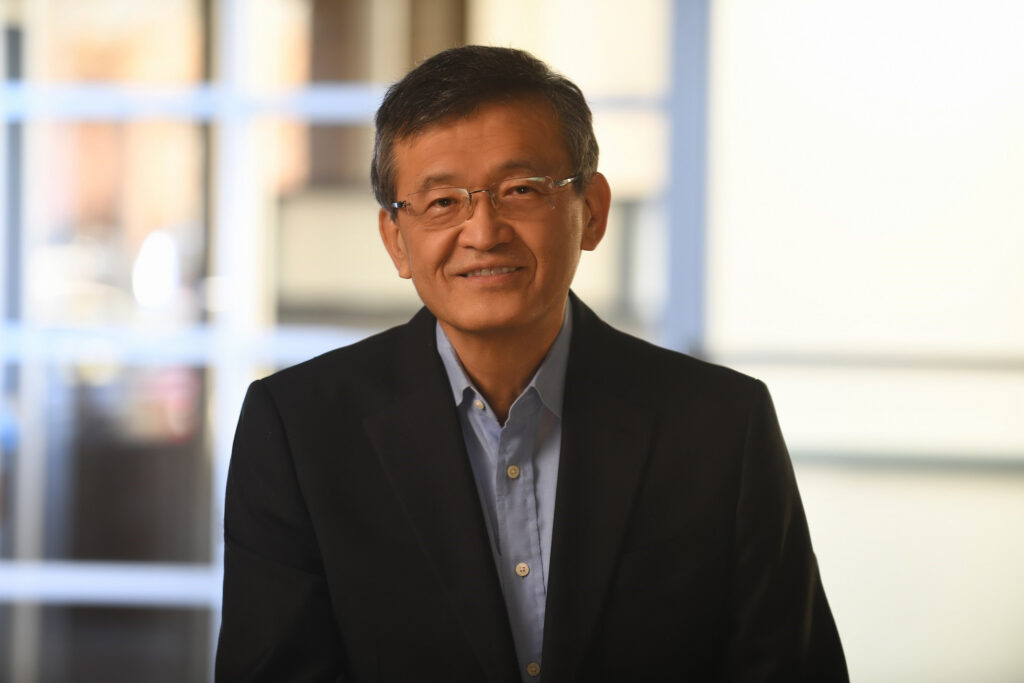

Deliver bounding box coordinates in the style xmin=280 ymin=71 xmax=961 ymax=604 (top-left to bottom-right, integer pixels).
xmin=709 ymin=1 xmax=1024 ymax=680
xmin=707 ymin=0 xmax=1024 ymax=357
xmin=798 ymin=463 xmax=1024 ymax=682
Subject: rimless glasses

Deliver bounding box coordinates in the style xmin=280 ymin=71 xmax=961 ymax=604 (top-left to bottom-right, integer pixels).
xmin=391 ymin=175 xmax=579 ymax=230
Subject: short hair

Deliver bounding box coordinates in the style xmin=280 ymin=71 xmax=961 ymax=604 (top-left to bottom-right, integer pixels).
xmin=371 ymin=45 xmax=599 ymax=216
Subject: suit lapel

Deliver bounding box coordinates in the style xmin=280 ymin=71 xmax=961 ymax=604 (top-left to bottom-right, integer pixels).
xmin=541 ymin=296 xmax=656 ymax=681
xmin=363 ymin=309 xmax=520 ymax=683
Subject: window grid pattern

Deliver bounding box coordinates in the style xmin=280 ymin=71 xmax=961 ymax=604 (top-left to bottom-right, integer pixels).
xmin=0 ymin=4 xmax=693 ymax=677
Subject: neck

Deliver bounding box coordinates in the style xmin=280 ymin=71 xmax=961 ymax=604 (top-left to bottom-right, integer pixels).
xmin=441 ymin=303 xmax=566 ymax=424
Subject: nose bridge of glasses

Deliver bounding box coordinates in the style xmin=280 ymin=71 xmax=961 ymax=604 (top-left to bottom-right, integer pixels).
xmin=462 ymin=187 xmax=499 ymax=224
xmin=466 ymin=186 xmax=499 ymax=209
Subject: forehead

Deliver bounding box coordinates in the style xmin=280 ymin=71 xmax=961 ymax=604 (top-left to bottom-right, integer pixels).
xmin=391 ymin=99 xmax=571 ymax=193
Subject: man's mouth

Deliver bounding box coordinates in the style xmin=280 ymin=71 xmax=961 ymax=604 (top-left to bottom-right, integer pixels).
xmin=461 ymin=266 xmax=519 ymax=277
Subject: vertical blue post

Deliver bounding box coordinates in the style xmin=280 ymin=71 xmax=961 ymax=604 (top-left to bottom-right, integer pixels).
xmin=663 ymin=0 xmax=709 ymax=356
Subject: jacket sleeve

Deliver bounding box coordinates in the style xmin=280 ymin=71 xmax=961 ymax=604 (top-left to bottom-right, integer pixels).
xmin=722 ymin=380 xmax=849 ymax=682
xmin=215 ymin=380 xmax=346 ymax=682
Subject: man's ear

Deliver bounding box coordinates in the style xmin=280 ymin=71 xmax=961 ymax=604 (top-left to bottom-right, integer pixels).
xmin=378 ymin=208 xmax=413 ymax=279
xmin=581 ymin=172 xmax=611 ymax=251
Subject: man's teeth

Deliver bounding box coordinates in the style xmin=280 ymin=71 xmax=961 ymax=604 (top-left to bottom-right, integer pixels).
xmin=465 ymin=267 xmax=516 ymax=276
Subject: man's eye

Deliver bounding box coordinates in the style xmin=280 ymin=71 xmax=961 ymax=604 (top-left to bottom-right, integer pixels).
xmin=505 ymin=183 xmax=540 ymax=197
xmin=426 ymin=195 xmax=460 ymax=210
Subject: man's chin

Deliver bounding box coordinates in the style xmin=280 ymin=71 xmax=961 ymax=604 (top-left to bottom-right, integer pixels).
xmin=433 ymin=302 xmax=535 ymax=337
xmin=439 ymin=313 xmax=527 ymax=338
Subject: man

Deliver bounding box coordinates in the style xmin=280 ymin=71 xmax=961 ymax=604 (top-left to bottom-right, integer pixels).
xmin=216 ymin=46 xmax=847 ymax=682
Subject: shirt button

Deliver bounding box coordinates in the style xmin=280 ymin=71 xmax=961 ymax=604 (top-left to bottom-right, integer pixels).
xmin=473 ymin=399 xmax=485 ymax=411
xmin=526 ymin=661 xmax=541 ymax=677
xmin=515 ymin=561 xmax=530 ymax=578
xmin=506 ymin=464 xmax=520 ymax=479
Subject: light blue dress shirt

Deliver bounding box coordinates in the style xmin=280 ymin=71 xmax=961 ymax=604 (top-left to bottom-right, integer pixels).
xmin=435 ymin=306 xmax=571 ymax=682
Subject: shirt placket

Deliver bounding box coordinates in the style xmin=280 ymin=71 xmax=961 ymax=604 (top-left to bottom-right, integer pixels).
xmin=495 ymin=391 xmax=546 ymax=679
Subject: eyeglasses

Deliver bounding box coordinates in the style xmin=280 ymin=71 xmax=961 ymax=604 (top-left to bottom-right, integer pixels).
xmin=391 ymin=175 xmax=579 ymax=230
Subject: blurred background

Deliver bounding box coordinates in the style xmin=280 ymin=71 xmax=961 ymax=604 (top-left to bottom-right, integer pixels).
xmin=0 ymin=0 xmax=1021 ymax=680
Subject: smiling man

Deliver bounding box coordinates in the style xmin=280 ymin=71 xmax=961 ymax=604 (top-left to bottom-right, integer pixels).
xmin=216 ymin=46 xmax=847 ymax=682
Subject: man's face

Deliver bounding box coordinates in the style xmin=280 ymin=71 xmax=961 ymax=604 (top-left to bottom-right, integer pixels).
xmin=379 ymin=99 xmax=609 ymax=340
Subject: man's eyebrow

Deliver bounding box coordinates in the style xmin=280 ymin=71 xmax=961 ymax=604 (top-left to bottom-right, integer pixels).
xmin=416 ymin=173 xmax=459 ymax=191
xmin=413 ymin=161 xmax=546 ymax=192
xmin=496 ymin=160 xmax=543 ymax=176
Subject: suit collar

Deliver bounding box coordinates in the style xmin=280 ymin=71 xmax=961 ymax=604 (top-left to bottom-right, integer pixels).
xmin=362 ymin=307 xmax=520 ymax=683
xmin=541 ymin=293 xmax=657 ymax=680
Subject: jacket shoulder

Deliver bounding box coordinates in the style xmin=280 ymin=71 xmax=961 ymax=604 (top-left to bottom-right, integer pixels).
xmin=256 ymin=318 xmax=419 ymax=417
xmin=580 ymin=314 xmax=764 ymax=408
xmin=269 ymin=323 xmax=404 ymax=383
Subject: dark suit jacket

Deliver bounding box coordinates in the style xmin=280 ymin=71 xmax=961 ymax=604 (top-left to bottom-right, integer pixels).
xmin=216 ymin=294 xmax=847 ymax=682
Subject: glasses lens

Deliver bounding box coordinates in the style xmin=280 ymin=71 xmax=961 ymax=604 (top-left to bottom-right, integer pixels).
xmin=401 ymin=177 xmax=563 ymax=229
xmin=494 ymin=176 xmax=558 ymax=220
xmin=408 ymin=188 xmax=469 ymax=229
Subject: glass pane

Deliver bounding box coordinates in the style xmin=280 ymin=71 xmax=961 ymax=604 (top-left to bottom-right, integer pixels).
xmin=240 ymin=0 xmax=312 ymax=91
xmin=269 ymin=121 xmax=420 ymax=327
xmin=468 ymin=0 xmax=671 ymax=98
xmin=23 ymin=121 xmax=208 ymax=327
xmin=1 ymin=605 xmax=210 ymax=683
xmin=22 ymin=0 xmax=205 ymax=84
xmin=246 ymin=0 xmax=468 ymax=90
xmin=7 ymin=362 xmax=210 ymax=562
xmin=583 ymin=110 xmax=671 ymax=333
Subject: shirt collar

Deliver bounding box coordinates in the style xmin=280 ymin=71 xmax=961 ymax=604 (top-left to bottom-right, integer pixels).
xmin=435 ymin=303 xmax=573 ymax=419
